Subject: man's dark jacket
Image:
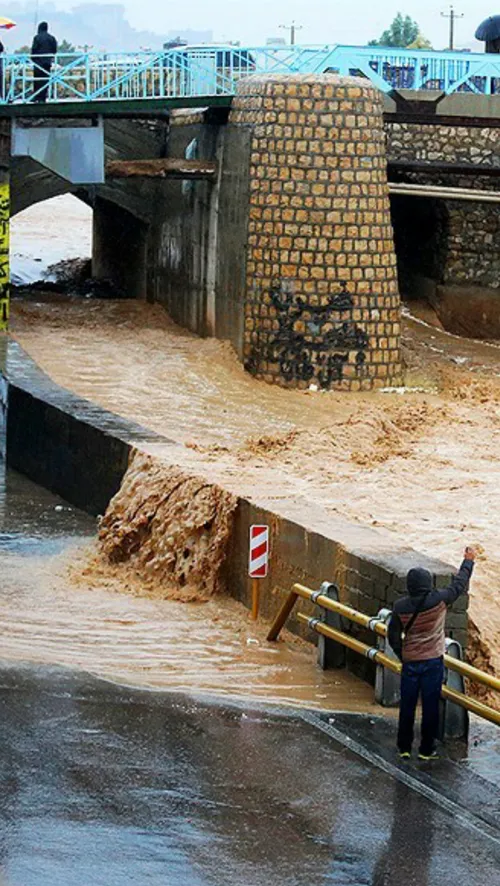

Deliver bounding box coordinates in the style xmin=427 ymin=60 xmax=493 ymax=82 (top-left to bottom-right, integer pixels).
xmin=388 ymin=559 xmax=473 ymax=662
xmin=31 ymin=24 xmax=57 ymax=70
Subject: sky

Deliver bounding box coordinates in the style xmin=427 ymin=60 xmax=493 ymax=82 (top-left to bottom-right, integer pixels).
xmin=116 ymin=1 xmax=495 ymax=50
xmin=18 ymin=1 xmax=499 ymax=51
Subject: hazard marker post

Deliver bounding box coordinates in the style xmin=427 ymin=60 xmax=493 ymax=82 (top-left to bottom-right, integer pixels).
xmin=249 ymin=524 xmax=269 ymax=620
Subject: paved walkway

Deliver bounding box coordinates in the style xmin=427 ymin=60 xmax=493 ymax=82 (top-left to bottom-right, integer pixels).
xmin=0 ymin=665 xmax=498 ymax=886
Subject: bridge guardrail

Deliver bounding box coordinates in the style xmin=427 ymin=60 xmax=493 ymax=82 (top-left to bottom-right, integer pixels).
xmin=267 ymin=581 xmax=500 ymax=729
xmin=2 ymin=44 xmax=500 ymax=105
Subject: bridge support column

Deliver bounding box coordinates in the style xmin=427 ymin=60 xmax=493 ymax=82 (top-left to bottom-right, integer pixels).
xmin=0 ymin=121 xmax=10 ymax=331
xmin=92 ymin=197 xmax=147 ymax=298
xmin=230 ymin=74 xmax=402 ymax=390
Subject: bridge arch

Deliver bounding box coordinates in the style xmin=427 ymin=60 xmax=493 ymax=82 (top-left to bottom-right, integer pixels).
xmin=11 ymin=157 xmax=150 ymax=299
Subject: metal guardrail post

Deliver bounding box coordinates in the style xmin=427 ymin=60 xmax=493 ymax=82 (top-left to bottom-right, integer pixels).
xmin=439 ymin=639 xmax=469 ymax=741
xmin=374 ymin=608 xmax=401 ymax=707
xmin=316 ymin=582 xmax=346 ymax=670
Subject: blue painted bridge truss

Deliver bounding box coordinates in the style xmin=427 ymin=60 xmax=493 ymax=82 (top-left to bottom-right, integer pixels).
xmin=3 ymin=44 xmax=500 ymax=106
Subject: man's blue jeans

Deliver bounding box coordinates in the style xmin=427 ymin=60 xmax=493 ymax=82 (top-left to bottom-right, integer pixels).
xmin=397 ymin=657 xmax=444 ymax=755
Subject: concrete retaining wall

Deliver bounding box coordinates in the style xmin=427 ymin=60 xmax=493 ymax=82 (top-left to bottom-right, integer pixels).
xmin=0 ymin=339 xmax=165 ymax=515
xmin=223 ymin=498 xmax=467 ymax=683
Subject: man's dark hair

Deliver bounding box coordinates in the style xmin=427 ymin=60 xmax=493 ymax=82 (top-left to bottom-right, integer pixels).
xmin=38 ymin=22 xmax=49 ymax=32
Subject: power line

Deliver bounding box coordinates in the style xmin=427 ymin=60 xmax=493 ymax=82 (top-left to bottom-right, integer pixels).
xmin=441 ymin=5 xmax=464 ymax=51
xmin=279 ymin=21 xmax=303 ymax=46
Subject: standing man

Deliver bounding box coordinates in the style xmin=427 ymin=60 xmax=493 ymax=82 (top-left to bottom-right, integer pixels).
xmin=31 ymin=21 xmax=57 ymax=103
xmin=388 ymin=546 xmax=475 ymax=760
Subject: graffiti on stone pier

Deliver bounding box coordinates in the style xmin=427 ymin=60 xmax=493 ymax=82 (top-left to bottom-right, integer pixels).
xmin=247 ymin=283 xmax=369 ymax=388
xmin=0 ymin=182 xmax=10 ymax=331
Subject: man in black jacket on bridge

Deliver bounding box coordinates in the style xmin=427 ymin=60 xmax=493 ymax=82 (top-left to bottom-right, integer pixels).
xmin=31 ymin=22 xmax=58 ymax=103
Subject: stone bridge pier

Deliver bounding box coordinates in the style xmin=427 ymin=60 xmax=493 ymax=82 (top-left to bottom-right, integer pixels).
xmin=150 ymin=74 xmax=402 ymax=391
xmin=6 ymin=78 xmax=404 ymax=390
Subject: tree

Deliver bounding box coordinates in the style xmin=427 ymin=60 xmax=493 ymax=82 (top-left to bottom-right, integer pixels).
xmin=369 ymin=13 xmax=429 ymax=48
xmin=58 ymin=39 xmax=77 ymax=54
xmin=407 ymin=33 xmax=433 ymax=50
xmin=14 ymin=38 xmax=78 ymax=56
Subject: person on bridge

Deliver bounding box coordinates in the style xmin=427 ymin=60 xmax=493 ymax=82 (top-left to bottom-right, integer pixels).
xmin=388 ymin=546 xmax=475 ymax=761
xmin=31 ymin=21 xmax=57 ymax=103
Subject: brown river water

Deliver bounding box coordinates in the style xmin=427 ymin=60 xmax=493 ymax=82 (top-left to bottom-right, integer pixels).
xmin=0 ymin=468 xmax=377 ymax=712
xmin=8 ymin=292 xmax=500 ymax=710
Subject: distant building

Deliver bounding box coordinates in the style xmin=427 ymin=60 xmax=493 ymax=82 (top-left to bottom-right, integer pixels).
xmin=163 ymin=37 xmax=188 ymax=50
xmin=165 ymin=29 xmax=213 ymax=45
xmin=266 ymin=37 xmax=287 ymax=46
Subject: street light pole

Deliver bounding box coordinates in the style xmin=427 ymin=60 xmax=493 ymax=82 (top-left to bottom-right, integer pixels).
xmin=279 ymin=21 xmax=303 ymax=45
xmin=441 ymin=5 xmax=464 ymax=51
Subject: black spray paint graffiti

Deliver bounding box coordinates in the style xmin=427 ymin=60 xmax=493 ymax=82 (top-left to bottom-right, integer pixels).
xmin=247 ymin=284 xmax=369 ymax=388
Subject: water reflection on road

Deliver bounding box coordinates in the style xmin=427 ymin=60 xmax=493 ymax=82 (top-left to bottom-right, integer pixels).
xmin=0 ymin=666 xmax=498 ymax=886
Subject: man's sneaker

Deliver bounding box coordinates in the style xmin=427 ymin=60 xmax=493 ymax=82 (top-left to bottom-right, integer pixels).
xmin=399 ymin=751 xmax=411 ymax=760
xmin=418 ymin=750 xmax=439 ymax=761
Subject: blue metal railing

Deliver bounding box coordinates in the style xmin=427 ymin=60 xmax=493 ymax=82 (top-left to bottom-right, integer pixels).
xmin=2 ymin=44 xmax=500 ymax=105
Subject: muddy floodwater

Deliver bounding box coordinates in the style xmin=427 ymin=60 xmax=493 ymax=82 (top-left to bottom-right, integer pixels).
xmin=0 ymin=465 xmax=377 ymax=712
xmin=11 ymin=195 xmax=91 ymax=286
xmin=9 ymin=292 xmax=500 ymax=697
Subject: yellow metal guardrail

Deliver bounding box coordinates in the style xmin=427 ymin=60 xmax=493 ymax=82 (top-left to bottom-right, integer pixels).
xmin=267 ymin=582 xmax=500 ymax=728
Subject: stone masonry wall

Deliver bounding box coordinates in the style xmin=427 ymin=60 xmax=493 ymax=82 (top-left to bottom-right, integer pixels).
xmin=392 ymin=172 xmax=500 ymax=297
xmin=387 ymin=123 xmax=500 ymax=294
xmin=229 ymin=75 xmax=402 ymax=391
xmin=386 ymin=122 xmax=500 ymax=166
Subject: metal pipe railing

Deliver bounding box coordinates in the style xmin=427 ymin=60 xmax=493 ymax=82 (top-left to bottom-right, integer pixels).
xmin=389 ymin=183 xmax=500 ymax=204
xmin=267 ymin=582 xmax=500 ymax=695
xmin=3 ymin=43 xmax=500 ymax=105
xmin=297 ymin=613 xmax=500 ymax=728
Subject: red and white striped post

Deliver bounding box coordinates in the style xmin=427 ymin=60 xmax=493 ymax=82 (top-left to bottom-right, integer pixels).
xmin=248 ymin=524 xmax=270 ymax=620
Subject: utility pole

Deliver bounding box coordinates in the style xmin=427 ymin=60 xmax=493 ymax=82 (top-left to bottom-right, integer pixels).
xmin=279 ymin=21 xmax=303 ymax=45
xmin=441 ymin=5 xmax=464 ymax=51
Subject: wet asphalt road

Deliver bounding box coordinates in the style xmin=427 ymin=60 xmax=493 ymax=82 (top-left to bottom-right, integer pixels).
xmin=0 ymin=665 xmax=498 ymax=886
